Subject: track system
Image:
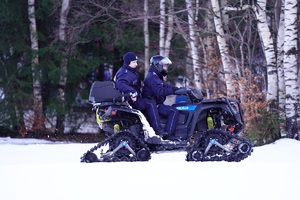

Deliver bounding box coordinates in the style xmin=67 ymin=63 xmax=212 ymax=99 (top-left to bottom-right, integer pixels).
xmin=80 ymin=131 xmax=151 ymax=162
xmin=81 ymin=129 xmax=253 ymax=163
xmin=186 ymin=129 xmax=253 ymax=162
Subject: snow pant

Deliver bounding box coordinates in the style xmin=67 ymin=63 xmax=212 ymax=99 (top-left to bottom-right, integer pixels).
xmin=157 ymin=104 xmax=179 ymax=135
xmin=130 ymin=98 xmax=163 ymax=132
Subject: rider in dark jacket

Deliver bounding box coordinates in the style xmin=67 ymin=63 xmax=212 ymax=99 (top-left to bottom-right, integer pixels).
xmin=115 ymin=52 xmax=166 ymax=143
xmin=143 ymin=55 xmax=179 ymax=140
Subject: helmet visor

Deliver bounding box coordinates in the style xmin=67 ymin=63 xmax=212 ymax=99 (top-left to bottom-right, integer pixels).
xmin=159 ymin=57 xmax=172 ymax=66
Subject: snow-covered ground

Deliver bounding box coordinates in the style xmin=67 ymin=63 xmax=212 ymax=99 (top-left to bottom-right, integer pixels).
xmin=0 ymin=137 xmax=299 ymax=200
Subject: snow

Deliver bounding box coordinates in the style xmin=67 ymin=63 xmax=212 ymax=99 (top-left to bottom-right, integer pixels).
xmin=0 ymin=137 xmax=299 ymax=200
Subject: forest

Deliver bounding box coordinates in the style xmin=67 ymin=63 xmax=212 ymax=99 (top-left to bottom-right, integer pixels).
xmin=0 ymin=0 xmax=299 ymax=145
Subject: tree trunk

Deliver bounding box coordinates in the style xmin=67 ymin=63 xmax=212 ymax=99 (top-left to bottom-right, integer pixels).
xmin=144 ymin=0 xmax=150 ymax=78
xmin=28 ymin=0 xmax=45 ymax=131
xmin=164 ymin=0 xmax=174 ymax=58
xmin=185 ymin=0 xmax=201 ymax=89
xmin=211 ymin=0 xmax=235 ymax=96
xmin=203 ymin=0 xmax=216 ymax=98
xmin=254 ymin=0 xmax=278 ymax=108
xmin=277 ymin=0 xmax=286 ymax=137
xmin=56 ymin=0 xmax=70 ymax=134
xmin=158 ymin=0 xmax=174 ymax=58
xmin=159 ymin=0 xmax=166 ymax=55
xmin=199 ymin=37 xmax=210 ymax=98
xmin=14 ymin=104 xmax=27 ymax=137
xmin=283 ymin=0 xmax=299 ymax=139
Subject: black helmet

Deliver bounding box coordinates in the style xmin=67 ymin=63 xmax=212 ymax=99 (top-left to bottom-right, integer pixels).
xmin=150 ymin=55 xmax=172 ymax=76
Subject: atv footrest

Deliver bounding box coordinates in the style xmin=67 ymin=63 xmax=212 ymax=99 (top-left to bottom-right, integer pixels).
xmin=161 ymin=140 xmax=187 ymax=146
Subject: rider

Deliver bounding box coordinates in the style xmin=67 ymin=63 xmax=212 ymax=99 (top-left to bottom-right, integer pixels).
xmin=115 ymin=52 xmax=167 ymax=144
xmin=142 ymin=55 xmax=179 ymax=140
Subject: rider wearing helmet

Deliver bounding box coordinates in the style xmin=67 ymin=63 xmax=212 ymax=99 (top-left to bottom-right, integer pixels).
xmin=142 ymin=55 xmax=179 ymax=140
xmin=150 ymin=55 xmax=171 ymax=77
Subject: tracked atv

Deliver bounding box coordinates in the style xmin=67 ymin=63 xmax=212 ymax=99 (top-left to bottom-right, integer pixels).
xmin=80 ymin=80 xmax=253 ymax=163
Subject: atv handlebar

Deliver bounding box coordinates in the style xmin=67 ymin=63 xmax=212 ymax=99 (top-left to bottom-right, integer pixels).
xmin=174 ymin=87 xmax=204 ymax=102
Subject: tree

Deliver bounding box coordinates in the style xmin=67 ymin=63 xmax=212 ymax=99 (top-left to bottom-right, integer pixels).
xmin=202 ymin=0 xmax=217 ymax=98
xmin=55 ymin=0 xmax=71 ymax=134
xmin=185 ymin=0 xmax=201 ymax=89
xmin=28 ymin=0 xmax=45 ymax=131
xmin=210 ymin=0 xmax=235 ymax=96
xmin=283 ymin=0 xmax=299 ymax=139
xmin=277 ymin=0 xmax=286 ymax=136
xmin=254 ymin=0 xmax=278 ymax=109
xmin=159 ymin=0 xmax=174 ymax=58
xmin=144 ymin=0 xmax=150 ymax=77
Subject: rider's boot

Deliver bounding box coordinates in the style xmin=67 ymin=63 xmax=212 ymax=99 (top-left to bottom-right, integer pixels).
xmin=146 ymin=135 xmax=162 ymax=144
xmin=156 ymin=129 xmax=168 ymax=137
xmin=145 ymin=129 xmax=168 ymax=144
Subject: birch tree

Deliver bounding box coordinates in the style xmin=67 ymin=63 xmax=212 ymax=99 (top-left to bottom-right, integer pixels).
xmin=210 ymin=0 xmax=235 ymax=96
xmin=28 ymin=0 xmax=45 ymax=131
xmin=185 ymin=0 xmax=201 ymax=89
xmin=277 ymin=0 xmax=286 ymax=136
xmin=201 ymin=0 xmax=218 ymax=98
xmin=283 ymin=0 xmax=299 ymax=139
xmin=159 ymin=0 xmax=166 ymax=55
xmin=164 ymin=0 xmax=174 ymax=58
xmin=56 ymin=0 xmax=71 ymax=134
xmin=159 ymin=0 xmax=174 ymax=57
xmin=144 ymin=0 xmax=150 ymax=77
xmin=254 ymin=0 xmax=278 ymax=108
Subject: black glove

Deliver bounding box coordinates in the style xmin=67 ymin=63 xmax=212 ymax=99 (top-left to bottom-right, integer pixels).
xmin=174 ymin=87 xmax=188 ymax=95
xmin=172 ymin=87 xmax=179 ymax=94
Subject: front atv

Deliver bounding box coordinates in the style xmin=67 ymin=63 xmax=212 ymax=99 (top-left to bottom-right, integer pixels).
xmin=80 ymin=81 xmax=253 ymax=163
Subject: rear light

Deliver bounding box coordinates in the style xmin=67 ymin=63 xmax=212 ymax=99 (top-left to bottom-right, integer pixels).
xmin=228 ymin=125 xmax=234 ymax=132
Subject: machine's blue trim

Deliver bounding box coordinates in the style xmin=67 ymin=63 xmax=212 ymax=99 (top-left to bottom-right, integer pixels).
xmin=176 ymin=105 xmax=197 ymax=111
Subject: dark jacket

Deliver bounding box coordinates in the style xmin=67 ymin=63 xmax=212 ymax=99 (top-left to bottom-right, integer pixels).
xmin=143 ymin=67 xmax=177 ymax=104
xmin=115 ymin=64 xmax=141 ymax=95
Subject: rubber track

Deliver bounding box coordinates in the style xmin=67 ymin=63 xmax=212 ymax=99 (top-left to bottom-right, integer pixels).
xmin=186 ymin=129 xmax=253 ymax=162
xmin=80 ymin=131 xmax=151 ymax=162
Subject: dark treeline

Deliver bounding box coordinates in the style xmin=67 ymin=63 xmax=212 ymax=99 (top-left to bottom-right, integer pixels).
xmin=0 ymin=0 xmax=299 ymax=144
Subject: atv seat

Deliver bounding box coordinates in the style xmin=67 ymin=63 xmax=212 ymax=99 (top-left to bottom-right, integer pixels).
xmin=89 ymin=81 xmax=127 ymax=104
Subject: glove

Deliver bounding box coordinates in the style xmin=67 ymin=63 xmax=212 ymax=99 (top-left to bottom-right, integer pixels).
xmin=174 ymin=87 xmax=188 ymax=95
xmin=172 ymin=87 xmax=179 ymax=94
xmin=130 ymin=92 xmax=138 ymax=98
